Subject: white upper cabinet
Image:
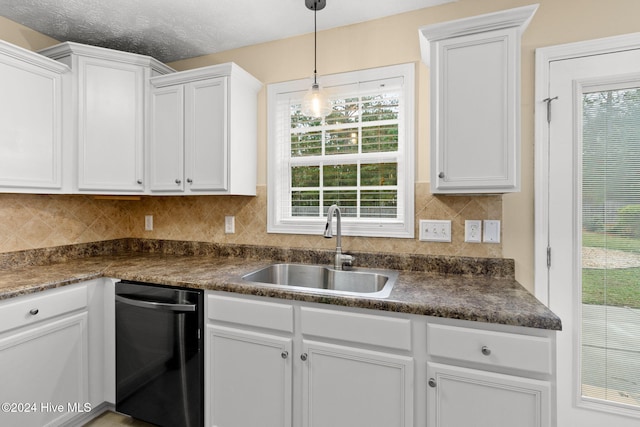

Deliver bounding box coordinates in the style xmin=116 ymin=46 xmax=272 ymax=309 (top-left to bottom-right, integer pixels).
xmin=148 ymin=84 xmax=185 ymax=191
xmin=149 ymin=64 xmax=261 ymax=195
xmin=185 ymin=77 xmax=228 ymax=192
xmin=420 ymin=5 xmax=538 ymax=194
xmin=0 ymin=40 xmax=68 ymax=192
xmin=39 ymin=42 xmax=174 ymax=193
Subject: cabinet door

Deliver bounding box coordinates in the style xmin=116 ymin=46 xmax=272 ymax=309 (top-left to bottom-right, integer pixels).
xmin=0 ymin=312 xmax=89 ymax=427
xmin=432 ymin=28 xmax=518 ymax=193
xmin=302 ymin=340 xmax=413 ymax=427
xmin=208 ymin=325 xmax=292 ymax=427
xmin=427 ymin=362 xmax=550 ymax=427
xmin=185 ymin=77 xmax=228 ymax=191
xmin=77 ymin=56 xmax=145 ymax=191
xmin=0 ymin=46 xmax=64 ymax=190
xmin=149 ymin=84 xmax=185 ymax=192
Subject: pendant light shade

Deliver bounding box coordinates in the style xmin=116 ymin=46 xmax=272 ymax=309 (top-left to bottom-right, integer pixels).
xmin=302 ymin=0 xmax=331 ymax=118
xmin=303 ymin=81 xmax=331 ymax=118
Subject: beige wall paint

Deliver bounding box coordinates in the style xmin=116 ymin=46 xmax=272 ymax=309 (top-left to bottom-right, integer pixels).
xmin=1 ymin=0 xmax=640 ymax=293
xmin=0 ymin=16 xmax=58 ymax=50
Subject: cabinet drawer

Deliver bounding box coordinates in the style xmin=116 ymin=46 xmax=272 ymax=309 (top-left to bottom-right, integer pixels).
xmin=427 ymin=324 xmax=552 ymax=375
xmin=0 ymin=284 xmax=88 ymax=335
xmin=207 ymin=294 xmax=293 ymax=333
xmin=301 ymin=307 xmax=411 ymax=351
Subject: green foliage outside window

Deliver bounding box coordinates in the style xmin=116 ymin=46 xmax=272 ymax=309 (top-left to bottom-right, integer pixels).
xmin=289 ymin=89 xmax=401 ymax=219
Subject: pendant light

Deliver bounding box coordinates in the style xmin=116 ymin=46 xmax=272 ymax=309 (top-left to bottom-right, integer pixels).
xmin=302 ymin=0 xmax=331 ymax=118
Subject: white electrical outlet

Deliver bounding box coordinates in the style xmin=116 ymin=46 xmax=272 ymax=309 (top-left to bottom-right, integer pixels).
xmin=419 ymin=220 xmax=452 ymax=242
xmin=483 ymin=220 xmax=501 ymax=243
xmin=464 ymin=220 xmax=482 ymax=243
xmin=144 ymin=215 xmax=153 ymax=231
xmin=225 ymin=216 xmax=235 ymax=234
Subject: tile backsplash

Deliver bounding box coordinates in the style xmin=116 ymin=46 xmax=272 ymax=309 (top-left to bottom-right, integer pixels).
xmin=0 ymin=193 xmax=130 ymax=252
xmin=0 ymin=183 xmax=502 ymax=257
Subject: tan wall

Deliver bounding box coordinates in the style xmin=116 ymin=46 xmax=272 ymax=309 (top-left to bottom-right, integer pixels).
xmin=2 ymin=0 xmax=640 ymax=293
xmin=0 ymin=16 xmax=58 ymax=50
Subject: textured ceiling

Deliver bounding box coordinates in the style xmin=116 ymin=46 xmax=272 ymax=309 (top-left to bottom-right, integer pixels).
xmin=0 ymin=0 xmax=455 ymax=63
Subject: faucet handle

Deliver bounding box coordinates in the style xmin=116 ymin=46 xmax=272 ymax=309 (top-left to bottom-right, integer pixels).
xmin=341 ymin=254 xmax=355 ymax=270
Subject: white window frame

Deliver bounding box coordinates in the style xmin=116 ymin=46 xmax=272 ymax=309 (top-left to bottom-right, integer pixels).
xmin=267 ymin=63 xmax=415 ymax=238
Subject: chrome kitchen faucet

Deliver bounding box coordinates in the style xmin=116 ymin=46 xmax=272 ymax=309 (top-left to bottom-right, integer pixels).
xmin=324 ymin=204 xmax=354 ymax=270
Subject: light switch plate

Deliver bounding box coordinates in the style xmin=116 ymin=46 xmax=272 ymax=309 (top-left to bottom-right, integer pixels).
xmin=464 ymin=220 xmax=482 ymax=243
xmin=483 ymin=220 xmax=501 ymax=243
xmin=419 ymin=220 xmax=452 ymax=242
xmin=225 ymin=216 xmax=235 ymax=234
xmin=144 ymin=215 xmax=153 ymax=231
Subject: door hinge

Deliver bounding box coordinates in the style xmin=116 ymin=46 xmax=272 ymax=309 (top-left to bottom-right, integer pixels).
xmin=543 ymin=96 xmax=559 ymax=123
xmin=546 ymin=246 xmax=551 ymax=268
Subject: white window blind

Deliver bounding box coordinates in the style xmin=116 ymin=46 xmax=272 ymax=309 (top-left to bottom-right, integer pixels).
xmin=267 ymin=64 xmax=415 ymax=238
xmin=581 ymin=85 xmax=640 ymax=409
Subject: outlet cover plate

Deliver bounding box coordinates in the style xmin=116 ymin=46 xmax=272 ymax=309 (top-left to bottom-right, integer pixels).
xmin=483 ymin=220 xmax=501 ymax=243
xmin=464 ymin=220 xmax=482 ymax=243
xmin=419 ymin=220 xmax=452 ymax=242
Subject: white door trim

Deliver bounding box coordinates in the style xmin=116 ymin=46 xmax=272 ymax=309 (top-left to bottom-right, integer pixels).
xmin=534 ymin=31 xmax=640 ymax=305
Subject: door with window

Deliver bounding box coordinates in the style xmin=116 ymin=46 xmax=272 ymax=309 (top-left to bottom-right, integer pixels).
xmin=536 ymin=36 xmax=640 ymax=425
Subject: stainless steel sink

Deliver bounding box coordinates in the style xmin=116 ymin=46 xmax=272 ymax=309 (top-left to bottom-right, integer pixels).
xmin=241 ymin=263 xmax=397 ymax=298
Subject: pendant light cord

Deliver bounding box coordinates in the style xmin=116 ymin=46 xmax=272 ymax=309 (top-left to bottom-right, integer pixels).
xmin=313 ymin=3 xmax=318 ymax=85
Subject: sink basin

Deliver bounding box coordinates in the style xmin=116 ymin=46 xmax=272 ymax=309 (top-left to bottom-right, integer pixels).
xmin=241 ymin=263 xmax=397 ymax=298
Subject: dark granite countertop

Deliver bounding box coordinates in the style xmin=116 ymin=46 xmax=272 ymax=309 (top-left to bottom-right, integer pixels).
xmin=0 ymin=239 xmax=562 ymax=331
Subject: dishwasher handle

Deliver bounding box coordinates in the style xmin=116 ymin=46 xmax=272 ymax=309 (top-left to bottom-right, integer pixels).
xmin=115 ymin=295 xmax=197 ymax=312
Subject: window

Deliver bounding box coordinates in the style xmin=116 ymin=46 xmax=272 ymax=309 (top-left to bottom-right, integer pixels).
xmin=581 ymin=85 xmax=640 ymax=410
xmin=267 ymin=63 xmax=415 ymax=238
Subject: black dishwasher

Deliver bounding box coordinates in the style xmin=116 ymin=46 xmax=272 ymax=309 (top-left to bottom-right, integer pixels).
xmin=115 ymin=280 xmax=204 ymax=427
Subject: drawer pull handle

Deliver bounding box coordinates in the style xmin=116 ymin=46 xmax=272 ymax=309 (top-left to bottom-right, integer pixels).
xmin=281 ymin=351 xmax=289 ymax=359
xmin=29 ymin=308 xmax=39 ymax=315
xmin=481 ymin=346 xmax=491 ymax=356
xmin=428 ymin=378 xmax=437 ymax=388
xmin=300 ymin=353 xmax=308 ymax=361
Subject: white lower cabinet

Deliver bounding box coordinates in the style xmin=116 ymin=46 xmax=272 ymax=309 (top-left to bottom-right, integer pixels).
xmin=0 ymin=284 xmax=556 ymax=427
xmin=427 ymin=363 xmax=550 ymax=427
xmin=205 ymin=292 xmax=414 ymax=427
xmin=206 ymin=293 xmax=294 ymax=427
xmin=208 ymin=326 xmax=292 ymax=427
xmin=426 ymin=322 xmax=554 ymax=427
xmin=0 ymin=284 xmax=90 ymax=427
xmin=302 ymin=340 xmax=413 ymax=427
xmin=205 ymin=291 xmax=557 ymax=427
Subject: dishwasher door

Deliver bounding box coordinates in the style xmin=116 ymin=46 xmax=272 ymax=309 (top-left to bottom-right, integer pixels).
xmin=115 ymin=281 xmax=203 ymax=427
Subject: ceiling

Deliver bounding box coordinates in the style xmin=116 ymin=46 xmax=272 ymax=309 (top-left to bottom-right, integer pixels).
xmin=0 ymin=0 xmax=455 ymax=63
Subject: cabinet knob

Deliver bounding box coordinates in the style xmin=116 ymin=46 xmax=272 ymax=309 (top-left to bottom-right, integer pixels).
xmin=300 ymin=353 xmax=308 ymax=361
xmin=175 ymin=179 xmax=182 ymax=185
xmin=281 ymin=351 xmax=289 ymax=359
xmin=438 ymin=172 xmax=445 ymax=179
xmin=428 ymin=378 xmax=437 ymax=388
xmin=481 ymin=346 xmax=491 ymax=356
xmin=137 ymin=179 xmax=143 ymax=185
xmin=29 ymin=308 xmax=39 ymax=316
xmin=187 ymin=178 xmax=193 ymax=184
